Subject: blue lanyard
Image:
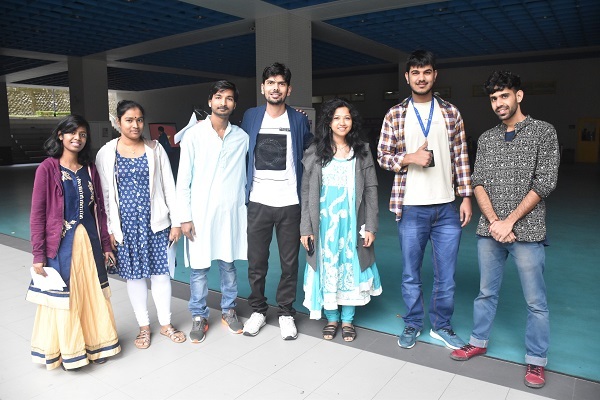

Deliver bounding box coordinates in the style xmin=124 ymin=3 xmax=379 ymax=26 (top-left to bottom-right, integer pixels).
xmin=411 ymin=98 xmax=435 ymax=138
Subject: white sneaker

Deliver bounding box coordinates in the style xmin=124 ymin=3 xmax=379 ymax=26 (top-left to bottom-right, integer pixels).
xmin=279 ymin=316 xmax=298 ymax=340
xmin=243 ymin=312 xmax=266 ymax=337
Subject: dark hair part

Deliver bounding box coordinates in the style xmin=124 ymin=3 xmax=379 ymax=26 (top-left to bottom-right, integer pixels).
xmin=208 ymin=80 xmax=239 ymax=102
xmin=262 ymin=62 xmax=291 ymax=85
xmin=43 ymin=114 xmax=92 ymax=165
xmin=484 ymin=71 xmax=522 ymax=95
xmin=116 ymin=99 xmax=145 ymax=120
xmin=313 ymin=98 xmax=367 ymax=166
xmin=405 ymin=49 xmax=437 ymax=73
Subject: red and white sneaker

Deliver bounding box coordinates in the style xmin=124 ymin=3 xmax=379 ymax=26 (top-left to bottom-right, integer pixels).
xmin=450 ymin=344 xmax=487 ymax=361
xmin=524 ymin=364 xmax=546 ymax=388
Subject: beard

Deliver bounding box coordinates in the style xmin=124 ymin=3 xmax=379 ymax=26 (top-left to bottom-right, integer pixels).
xmin=495 ymin=104 xmax=518 ymax=121
xmin=266 ymin=98 xmax=284 ymax=105
xmin=265 ymin=91 xmax=286 ymax=105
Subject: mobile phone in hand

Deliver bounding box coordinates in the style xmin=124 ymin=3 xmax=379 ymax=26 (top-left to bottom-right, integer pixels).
xmin=424 ymin=149 xmax=435 ymax=168
xmin=307 ymin=237 xmax=315 ymax=256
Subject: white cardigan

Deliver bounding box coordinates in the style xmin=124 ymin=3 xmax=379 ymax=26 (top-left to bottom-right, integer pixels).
xmin=95 ymin=137 xmax=180 ymax=244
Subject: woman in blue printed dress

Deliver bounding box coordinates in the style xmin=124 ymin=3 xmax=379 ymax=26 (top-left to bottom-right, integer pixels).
xmin=96 ymin=100 xmax=184 ymax=349
xmin=28 ymin=115 xmax=120 ymax=370
xmin=300 ymin=98 xmax=382 ymax=342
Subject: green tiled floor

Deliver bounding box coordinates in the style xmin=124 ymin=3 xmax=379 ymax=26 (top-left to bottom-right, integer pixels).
xmin=2 ymin=163 xmax=599 ymax=382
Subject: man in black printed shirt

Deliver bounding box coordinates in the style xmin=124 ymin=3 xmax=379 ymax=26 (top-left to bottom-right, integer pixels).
xmin=450 ymin=71 xmax=560 ymax=389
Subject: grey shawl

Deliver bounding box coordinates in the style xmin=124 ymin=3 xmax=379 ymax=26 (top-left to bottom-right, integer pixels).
xmin=300 ymin=143 xmax=379 ymax=271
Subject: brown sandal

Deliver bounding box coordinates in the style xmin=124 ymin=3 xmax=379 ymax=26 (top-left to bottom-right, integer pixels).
xmin=160 ymin=325 xmax=186 ymax=343
xmin=135 ymin=329 xmax=151 ymax=349
xmin=322 ymin=323 xmax=339 ymax=340
xmin=342 ymin=325 xmax=356 ymax=342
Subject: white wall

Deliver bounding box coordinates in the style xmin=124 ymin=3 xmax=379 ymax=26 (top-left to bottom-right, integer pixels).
xmin=112 ymin=56 xmax=599 ymax=151
xmin=114 ymin=77 xmax=257 ymax=137
xmin=436 ymin=57 xmax=600 ymax=150
xmin=313 ymin=57 xmax=600 ymax=150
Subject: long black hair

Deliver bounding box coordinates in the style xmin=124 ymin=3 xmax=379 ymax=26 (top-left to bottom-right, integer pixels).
xmin=43 ymin=114 xmax=92 ymax=165
xmin=313 ymin=98 xmax=367 ymax=166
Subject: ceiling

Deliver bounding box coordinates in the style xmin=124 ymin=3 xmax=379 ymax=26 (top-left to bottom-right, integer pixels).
xmin=1 ymin=0 xmax=599 ymax=91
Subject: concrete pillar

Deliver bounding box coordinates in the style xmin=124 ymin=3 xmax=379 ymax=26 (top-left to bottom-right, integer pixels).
xmin=68 ymin=57 xmax=111 ymax=152
xmin=0 ymin=81 xmax=13 ymax=164
xmin=68 ymin=56 xmax=109 ymax=120
xmin=254 ymin=14 xmax=312 ymax=108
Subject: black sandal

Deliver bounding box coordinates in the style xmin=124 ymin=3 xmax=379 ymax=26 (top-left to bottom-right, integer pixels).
xmin=322 ymin=323 xmax=339 ymax=340
xmin=342 ymin=325 xmax=356 ymax=342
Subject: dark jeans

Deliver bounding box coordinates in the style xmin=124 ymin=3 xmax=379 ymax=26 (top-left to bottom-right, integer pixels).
xmin=247 ymin=201 xmax=300 ymax=317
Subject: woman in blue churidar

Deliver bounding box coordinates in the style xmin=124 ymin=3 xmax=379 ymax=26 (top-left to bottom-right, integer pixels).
xmin=300 ymin=98 xmax=382 ymax=342
xmin=96 ymin=100 xmax=184 ymax=349
xmin=28 ymin=115 xmax=120 ymax=370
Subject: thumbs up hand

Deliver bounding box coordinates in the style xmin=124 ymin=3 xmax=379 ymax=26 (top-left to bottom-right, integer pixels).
xmin=412 ymin=140 xmax=433 ymax=167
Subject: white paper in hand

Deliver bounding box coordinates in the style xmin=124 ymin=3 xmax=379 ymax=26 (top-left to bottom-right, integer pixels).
xmin=167 ymin=241 xmax=177 ymax=278
xmin=30 ymin=267 xmax=67 ymax=291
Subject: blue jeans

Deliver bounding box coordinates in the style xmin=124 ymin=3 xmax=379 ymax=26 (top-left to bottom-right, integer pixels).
xmin=397 ymin=202 xmax=462 ymax=330
xmin=470 ymin=237 xmax=549 ymax=366
xmin=188 ymin=260 xmax=238 ymax=319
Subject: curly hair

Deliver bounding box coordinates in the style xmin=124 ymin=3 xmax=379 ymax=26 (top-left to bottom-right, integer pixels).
xmin=313 ymin=98 xmax=367 ymax=166
xmin=484 ymin=71 xmax=522 ymax=95
xmin=43 ymin=114 xmax=92 ymax=165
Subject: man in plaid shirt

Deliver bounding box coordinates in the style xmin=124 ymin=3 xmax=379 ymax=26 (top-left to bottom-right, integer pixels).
xmin=377 ymin=50 xmax=473 ymax=350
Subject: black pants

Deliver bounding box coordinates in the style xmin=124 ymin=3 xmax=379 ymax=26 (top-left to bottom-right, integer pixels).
xmin=247 ymin=201 xmax=300 ymax=317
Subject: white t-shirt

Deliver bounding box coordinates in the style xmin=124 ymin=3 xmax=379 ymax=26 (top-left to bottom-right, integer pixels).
xmin=403 ymin=100 xmax=455 ymax=205
xmin=249 ymin=111 xmax=299 ymax=206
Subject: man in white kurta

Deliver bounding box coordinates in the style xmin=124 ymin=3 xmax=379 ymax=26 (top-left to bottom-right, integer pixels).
xmin=176 ymin=80 xmax=249 ymax=343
